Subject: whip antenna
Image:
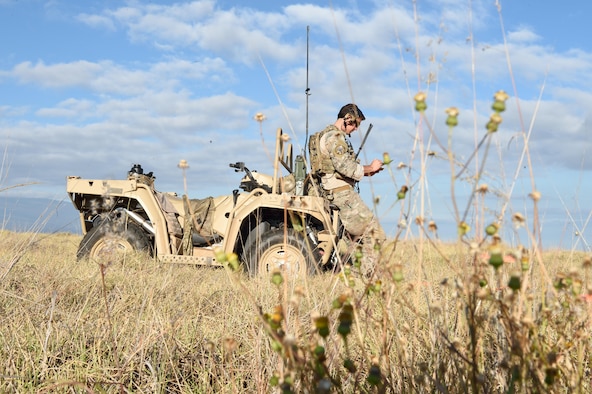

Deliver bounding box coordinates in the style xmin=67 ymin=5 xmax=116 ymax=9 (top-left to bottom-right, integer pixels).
xmin=304 ymin=25 xmax=310 ymax=160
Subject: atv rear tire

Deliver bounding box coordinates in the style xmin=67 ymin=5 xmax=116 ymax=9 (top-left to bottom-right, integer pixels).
xmin=77 ymin=216 xmax=152 ymax=261
xmin=244 ymin=228 xmax=320 ymax=277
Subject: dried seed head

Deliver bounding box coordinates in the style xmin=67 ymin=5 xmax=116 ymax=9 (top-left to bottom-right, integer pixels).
xmin=398 ymin=218 xmax=407 ymax=229
xmin=414 ymin=92 xmax=427 ymax=111
xmin=223 ymin=337 xmax=238 ymax=353
xmin=428 ymin=220 xmax=438 ymax=232
xmin=294 ymin=286 xmax=305 ymax=297
xmin=445 ymin=107 xmax=459 ymax=117
xmin=178 ymin=159 xmax=189 ymax=169
xmin=494 ymin=90 xmax=509 ymax=102
xmin=512 ymin=212 xmax=526 ymax=227
xmin=414 ymin=92 xmax=427 ymax=102
xmin=529 ymin=190 xmax=541 ymax=201
xmin=489 ymin=113 xmax=503 ymax=124
xmin=477 ymin=183 xmax=489 ymax=194
xmin=254 ymin=112 xmax=266 ymax=122
xmin=445 ymin=107 xmax=459 ymax=126
xmin=397 ymin=185 xmax=409 ymax=200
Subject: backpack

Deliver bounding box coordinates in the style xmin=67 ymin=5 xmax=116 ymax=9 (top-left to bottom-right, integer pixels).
xmin=308 ymin=131 xmax=323 ymax=176
xmin=308 ymin=127 xmax=334 ymax=176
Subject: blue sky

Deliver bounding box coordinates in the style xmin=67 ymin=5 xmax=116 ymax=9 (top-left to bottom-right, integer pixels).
xmin=1 ymin=0 xmax=591 ymax=250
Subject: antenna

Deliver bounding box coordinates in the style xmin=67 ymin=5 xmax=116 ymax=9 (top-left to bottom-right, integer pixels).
xmin=304 ymin=25 xmax=310 ymax=161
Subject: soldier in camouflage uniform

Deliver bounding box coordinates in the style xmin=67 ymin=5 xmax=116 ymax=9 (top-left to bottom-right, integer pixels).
xmin=310 ymin=103 xmax=386 ymax=274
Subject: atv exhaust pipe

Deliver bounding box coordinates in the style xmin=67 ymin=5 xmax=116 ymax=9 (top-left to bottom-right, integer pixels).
xmin=114 ymin=207 xmax=156 ymax=235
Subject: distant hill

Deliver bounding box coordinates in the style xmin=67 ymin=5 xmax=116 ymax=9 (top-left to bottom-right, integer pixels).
xmin=0 ymin=196 xmax=81 ymax=234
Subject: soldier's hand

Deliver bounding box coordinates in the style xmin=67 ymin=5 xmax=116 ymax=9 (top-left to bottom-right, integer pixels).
xmin=364 ymin=159 xmax=384 ymax=176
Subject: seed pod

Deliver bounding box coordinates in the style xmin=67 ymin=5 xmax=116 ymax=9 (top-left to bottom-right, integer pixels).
xmin=337 ymin=322 xmax=351 ymax=336
xmin=415 ymin=101 xmax=427 ymax=112
xmin=397 ymin=185 xmax=408 ymax=200
xmin=445 ymin=107 xmax=460 ymax=127
xmin=314 ymin=316 xmax=330 ymax=338
xmin=392 ymin=264 xmax=404 ymax=283
xmin=367 ymin=364 xmax=382 ymax=386
xmin=414 ymin=92 xmax=427 ymax=112
xmin=485 ymin=223 xmax=498 ymax=236
xmin=486 ymin=120 xmax=499 ymax=133
xmin=458 ymin=221 xmax=470 ymax=236
xmin=214 ymin=248 xmax=227 ymax=263
xmin=489 ymin=253 xmax=504 ymax=269
xmin=544 ymin=368 xmax=558 ymax=385
xmin=313 ymin=345 xmax=326 ymax=362
xmin=492 ymin=100 xmax=506 ymax=113
xmin=343 ymin=359 xmax=357 ymax=373
xmin=271 ymin=340 xmax=282 ymax=352
xmin=508 ymin=275 xmax=521 ymax=291
xmin=338 ymin=305 xmax=353 ymax=337
xmin=227 ymin=253 xmax=240 ymax=271
xmin=271 ymin=271 xmax=283 ymax=286
xmin=446 ymin=116 xmax=458 ymax=127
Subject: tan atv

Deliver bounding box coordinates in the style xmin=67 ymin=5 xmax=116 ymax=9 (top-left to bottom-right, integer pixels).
xmin=66 ymin=128 xmax=342 ymax=277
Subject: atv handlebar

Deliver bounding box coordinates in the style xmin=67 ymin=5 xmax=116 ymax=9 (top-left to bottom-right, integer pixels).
xmin=229 ymin=162 xmax=272 ymax=194
xmin=229 ymin=162 xmax=245 ymax=171
xmin=229 ymin=162 xmax=255 ymax=182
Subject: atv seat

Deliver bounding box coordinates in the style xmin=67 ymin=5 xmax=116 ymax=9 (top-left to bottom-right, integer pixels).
xmin=192 ymin=233 xmax=222 ymax=247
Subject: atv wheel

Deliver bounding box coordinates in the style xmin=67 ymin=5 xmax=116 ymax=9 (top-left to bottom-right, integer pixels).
xmin=244 ymin=228 xmax=320 ymax=277
xmin=77 ymin=216 xmax=152 ymax=261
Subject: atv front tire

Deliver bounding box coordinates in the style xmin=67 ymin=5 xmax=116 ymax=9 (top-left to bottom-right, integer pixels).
xmin=244 ymin=228 xmax=320 ymax=277
xmin=77 ymin=216 xmax=152 ymax=261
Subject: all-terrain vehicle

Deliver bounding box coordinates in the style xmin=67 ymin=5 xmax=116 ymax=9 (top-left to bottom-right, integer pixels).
xmin=66 ymin=128 xmax=342 ymax=277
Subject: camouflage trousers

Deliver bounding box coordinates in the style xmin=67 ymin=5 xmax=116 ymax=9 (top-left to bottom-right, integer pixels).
xmin=331 ymin=188 xmax=386 ymax=275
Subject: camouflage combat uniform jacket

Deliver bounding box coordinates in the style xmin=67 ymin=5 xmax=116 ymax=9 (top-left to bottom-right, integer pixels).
xmin=312 ymin=125 xmax=386 ymax=273
xmin=317 ymin=125 xmax=365 ymax=191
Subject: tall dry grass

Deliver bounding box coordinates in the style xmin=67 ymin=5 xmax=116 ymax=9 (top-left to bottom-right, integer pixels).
xmin=0 ymin=229 xmax=591 ymax=393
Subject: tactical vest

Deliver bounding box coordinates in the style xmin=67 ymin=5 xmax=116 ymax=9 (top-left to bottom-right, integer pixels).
xmin=308 ymin=127 xmax=335 ymax=176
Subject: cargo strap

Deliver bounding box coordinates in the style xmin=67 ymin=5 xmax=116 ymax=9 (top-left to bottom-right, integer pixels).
xmin=182 ymin=195 xmax=193 ymax=256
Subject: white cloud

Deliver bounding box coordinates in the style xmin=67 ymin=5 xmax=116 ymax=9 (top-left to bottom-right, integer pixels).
xmin=77 ymin=13 xmax=116 ymax=31
xmin=36 ymin=98 xmax=95 ymax=118
xmin=12 ymin=61 xmax=103 ymax=88
xmin=507 ymin=28 xmax=541 ymax=43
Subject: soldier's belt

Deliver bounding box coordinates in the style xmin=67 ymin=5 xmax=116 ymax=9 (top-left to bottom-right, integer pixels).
xmin=328 ymin=185 xmax=353 ymax=194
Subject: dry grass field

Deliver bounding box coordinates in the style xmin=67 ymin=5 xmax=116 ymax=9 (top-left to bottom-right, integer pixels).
xmin=1 ymin=229 xmax=591 ymax=393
